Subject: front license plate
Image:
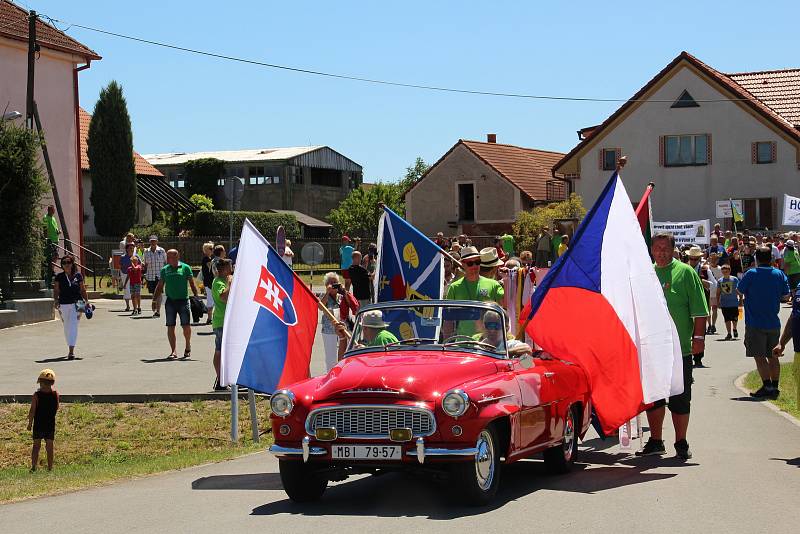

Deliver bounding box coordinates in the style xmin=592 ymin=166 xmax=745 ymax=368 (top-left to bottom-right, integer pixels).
xmin=331 ymin=445 xmax=401 ymax=460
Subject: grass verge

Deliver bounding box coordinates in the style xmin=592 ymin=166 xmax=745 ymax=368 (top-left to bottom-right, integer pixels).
xmin=743 ymin=362 xmax=800 ymax=420
xmin=0 ymin=400 xmax=272 ymax=503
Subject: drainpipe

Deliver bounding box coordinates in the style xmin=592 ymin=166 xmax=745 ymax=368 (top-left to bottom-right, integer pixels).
xmin=74 ymin=61 xmax=91 ymax=267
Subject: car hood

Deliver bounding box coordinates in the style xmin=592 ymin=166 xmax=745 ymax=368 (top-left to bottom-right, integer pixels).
xmin=310 ymin=351 xmax=501 ymax=401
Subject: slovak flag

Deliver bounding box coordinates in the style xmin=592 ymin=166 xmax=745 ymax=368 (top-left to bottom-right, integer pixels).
xmin=525 ymin=171 xmax=683 ymax=434
xmin=221 ymin=219 xmax=319 ymax=393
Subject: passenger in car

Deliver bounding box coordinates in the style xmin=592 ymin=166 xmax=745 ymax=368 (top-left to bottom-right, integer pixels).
xmin=358 ymin=310 xmax=399 ymax=348
xmin=473 ymin=311 xmax=532 ymax=356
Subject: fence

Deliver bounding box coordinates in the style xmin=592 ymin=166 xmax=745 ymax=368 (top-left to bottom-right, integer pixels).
xmin=84 ymin=234 xmax=516 ymax=272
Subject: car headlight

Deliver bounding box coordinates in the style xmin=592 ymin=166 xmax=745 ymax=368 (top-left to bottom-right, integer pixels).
xmin=270 ymin=390 xmax=295 ymax=417
xmin=442 ymin=389 xmax=469 ymax=417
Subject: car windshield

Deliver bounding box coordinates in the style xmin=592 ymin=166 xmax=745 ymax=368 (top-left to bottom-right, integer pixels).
xmin=345 ymin=300 xmax=509 ymax=358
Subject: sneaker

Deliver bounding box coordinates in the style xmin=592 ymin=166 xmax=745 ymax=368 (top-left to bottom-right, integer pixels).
xmin=733 ymin=329 xmax=739 ymax=338
xmin=724 ymin=333 xmax=732 ymax=340
xmin=711 ymin=325 xmax=717 ymax=334
xmin=674 ymin=439 xmax=692 ymax=460
xmin=635 ymin=438 xmax=666 ymax=456
xmin=750 ymin=386 xmax=771 ymax=398
xmin=213 ymin=378 xmax=228 ymax=392
xmin=767 ymin=387 xmax=780 ymax=400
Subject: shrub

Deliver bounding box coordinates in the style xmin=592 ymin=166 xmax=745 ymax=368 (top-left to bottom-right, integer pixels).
xmin=178 ymin=194 xmax=213 ymax=229
xmin=0 ymin=118 xmax=48 ymax=276
xmin=513 ymin=193 xmax=588 ymax=251
xmin=192 ymin=211 xmax=299 ymax=240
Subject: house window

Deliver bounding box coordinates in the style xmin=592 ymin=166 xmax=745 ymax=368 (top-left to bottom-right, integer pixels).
xmin=600 ymin=148 xmax=620 ymax=171
xmin=458 ymin=183 xmax=475 ymax=222
xmin=753 ymin=141 xmax=776 ymax=164
xmin=292 ymin=167 xmax=304 ymax=184
xmin=217 ymin=178 xmax=225 ymax=186
xmin=663 ymin=134 xmax=709 ymax=166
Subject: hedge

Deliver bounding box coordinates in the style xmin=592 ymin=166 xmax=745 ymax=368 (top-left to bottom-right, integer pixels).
xmin=192 ymin=211 xmax=300 ymax=240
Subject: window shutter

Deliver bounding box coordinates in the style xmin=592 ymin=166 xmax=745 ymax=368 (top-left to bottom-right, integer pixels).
xmin=599 ymin=149 xmax=604 ymax=170
xmin=659 ymin=136 xmax=665 ymax=166
xmin=706 ymin=134 xmax=712 ymax=164
xmin=751 ymin=142 xmax=758 ymax=164
xmin=771 ymin=141 xmax=777 ymax=162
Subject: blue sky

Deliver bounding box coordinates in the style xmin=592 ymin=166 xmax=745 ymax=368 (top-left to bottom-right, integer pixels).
xmin=27 ymin=0 xmax=800 ymax=182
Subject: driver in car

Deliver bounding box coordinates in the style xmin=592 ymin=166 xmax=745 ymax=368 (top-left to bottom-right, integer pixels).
xmin=473 ymin=311 xmax=532 ymax=357
xmin=358 ymin=310 xmax=399 ymax=347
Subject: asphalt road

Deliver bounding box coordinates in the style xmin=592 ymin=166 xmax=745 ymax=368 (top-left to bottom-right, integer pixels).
xmin=0 ymin=299 xmax=329 ymax=395
xmin=2 ymin=308 xmax=799 ymax=533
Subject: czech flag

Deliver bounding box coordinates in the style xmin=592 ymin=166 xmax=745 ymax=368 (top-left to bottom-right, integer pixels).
xmin=221 ymin=219 xmax=318 ymax=393
xmin=525 ymin=171 xmax=683 ymax=434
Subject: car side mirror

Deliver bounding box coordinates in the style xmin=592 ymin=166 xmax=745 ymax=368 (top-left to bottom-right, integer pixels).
xmin=519 ymin=354 xmax=534 ymax=369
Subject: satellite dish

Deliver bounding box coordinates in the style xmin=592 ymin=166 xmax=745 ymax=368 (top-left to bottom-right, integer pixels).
xmin=301 ymin=242 xmax=325 ymax=266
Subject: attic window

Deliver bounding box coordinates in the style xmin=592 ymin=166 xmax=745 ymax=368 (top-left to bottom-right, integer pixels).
xmin=671 ymin=90 xmax=699 ymax=108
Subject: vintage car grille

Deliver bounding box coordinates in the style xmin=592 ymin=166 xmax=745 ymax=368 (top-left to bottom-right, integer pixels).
xmin=306 ymin=406 xmax=435 ymax=438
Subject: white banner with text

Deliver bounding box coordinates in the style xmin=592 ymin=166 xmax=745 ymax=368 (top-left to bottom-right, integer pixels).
xmin=652 ymin=220 xmax=710 ymax=245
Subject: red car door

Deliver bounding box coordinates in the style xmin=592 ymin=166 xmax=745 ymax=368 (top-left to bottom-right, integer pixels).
xmin=512 ymin=358 xmax=558 ymax=452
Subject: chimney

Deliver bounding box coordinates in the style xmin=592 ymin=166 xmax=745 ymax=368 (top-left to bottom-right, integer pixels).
xmin=486 ymin=133 xmax=497 ymax=144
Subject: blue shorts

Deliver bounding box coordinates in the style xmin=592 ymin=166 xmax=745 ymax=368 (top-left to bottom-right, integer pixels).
xmin=164 ymin=298 xmax=190 ymax=327
xmin=214 ymin=327 xmax=223 ymax=351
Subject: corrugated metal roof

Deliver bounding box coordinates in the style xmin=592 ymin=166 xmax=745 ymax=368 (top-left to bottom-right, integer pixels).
xmin=267 ymin=209 xmax=332 ymax=228
xmin=143 ymin=147 xmax=325 ymax=166
xmin=137 ymin=175 xmax=196 ymax=213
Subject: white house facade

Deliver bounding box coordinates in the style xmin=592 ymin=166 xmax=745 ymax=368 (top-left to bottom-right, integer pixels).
xmin=555 ymin=52 xmax=800 ymax=230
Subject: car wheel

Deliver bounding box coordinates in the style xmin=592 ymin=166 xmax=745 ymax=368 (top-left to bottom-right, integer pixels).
xmin=278 ymin=459 xmax=328 ymax=502
xmin=544 ymin=404 xmax=579 ymax=474
xmin=451 ymin=424 xmax=501 ymax=506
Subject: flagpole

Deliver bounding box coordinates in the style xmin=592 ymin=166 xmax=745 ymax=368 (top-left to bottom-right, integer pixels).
xmin=730 ymin=198 xmax=738 ymax=234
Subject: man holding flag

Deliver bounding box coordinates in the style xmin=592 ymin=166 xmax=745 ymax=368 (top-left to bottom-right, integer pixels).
xmin=638 ymin=233 xmax=708 ymax=459
xmin=523 ymin=167 xmax=689 ymax=459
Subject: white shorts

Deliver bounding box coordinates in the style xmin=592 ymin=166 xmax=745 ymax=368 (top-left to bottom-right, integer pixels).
xmin=206 ymin=290 xmax=215 ymax=309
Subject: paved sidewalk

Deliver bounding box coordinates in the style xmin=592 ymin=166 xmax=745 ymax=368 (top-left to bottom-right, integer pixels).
xmin=1 ymin=321 xmax=799 ymax=532
xmin=0 ymin=299 xmax=329 ymax=395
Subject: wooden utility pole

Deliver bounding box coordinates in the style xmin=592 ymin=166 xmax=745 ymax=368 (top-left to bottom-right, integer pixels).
xmin=25 ymin=10 xmax=73 ymax=253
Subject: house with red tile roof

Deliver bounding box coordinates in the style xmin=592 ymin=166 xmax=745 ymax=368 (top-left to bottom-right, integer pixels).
xmin=405 ymin=135 xmax=567 ymax=236
xmin=0 ymin=1 xmax=100 ymax=260
xmin=77 ymin=108 xmax=195 ymax=236
xmin=554 ymin=51 xmax=800 ymax=230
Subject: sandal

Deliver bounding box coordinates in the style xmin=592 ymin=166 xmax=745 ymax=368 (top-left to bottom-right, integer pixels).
xmin=167 ymin=353 xmax=178 ymax=360
xmin=182 ymin=350 xmax=191 ymax=359
xmin=67 ymin=354 xmax=75 ymax=360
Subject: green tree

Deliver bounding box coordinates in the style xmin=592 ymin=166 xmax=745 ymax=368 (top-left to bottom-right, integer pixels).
xmin=0 ymin=119 xmax=48 ymax=276
xmin=398 ymin=156 xmax=430 ymax=191
xmin=184 ymin=158 xmax=224 ymax=199
xmin=87 ymin=80 xmax=137 ymax=237
xmin=178 ymin=193 xmax=213 ymax=229
xmin=513 ymin=193 xmax=588 ymax=251
xmin=328 ymin=182 xmax=405 ymax=238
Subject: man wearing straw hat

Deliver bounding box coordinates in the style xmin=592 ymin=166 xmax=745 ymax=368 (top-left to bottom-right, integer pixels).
xmin=356 ymin=310 xmax=398 ymax=348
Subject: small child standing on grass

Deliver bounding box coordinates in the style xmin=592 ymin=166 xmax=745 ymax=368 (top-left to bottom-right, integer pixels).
xmin=126 ymin=255 xmax=143 ymax=316
xmin=27 ymin=369 xmax=59 ymax=472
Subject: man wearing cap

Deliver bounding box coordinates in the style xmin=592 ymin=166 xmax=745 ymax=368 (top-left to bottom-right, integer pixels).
xmin=445 ymin=246 xmax=504 ymax=336
xmin=340 ymin=235 xmax=354 ymax=290
xmin=358 ymin=310 xmax=398 ymax=347
xmin=142 ymin=236 xmax=167 ymax=318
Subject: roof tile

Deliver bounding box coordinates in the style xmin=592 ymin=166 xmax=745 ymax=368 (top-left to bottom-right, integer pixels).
xmin=728 ymin=69 xmax=800 ymax=126
xmin=0 ymin=1 xmax=100 ymax=60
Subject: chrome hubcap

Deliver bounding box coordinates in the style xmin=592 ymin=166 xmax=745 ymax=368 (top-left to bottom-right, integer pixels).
xmin=563 ymin=410 xmax=575 ymax=461
xmin=474 ymin=430 xmax=495 ymax=491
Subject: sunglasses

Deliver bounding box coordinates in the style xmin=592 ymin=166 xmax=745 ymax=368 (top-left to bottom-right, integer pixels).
xmin=463 ymin=259 xmax=481 ymax=267
xmin=484 ymin=322 xmax=502 ymax=330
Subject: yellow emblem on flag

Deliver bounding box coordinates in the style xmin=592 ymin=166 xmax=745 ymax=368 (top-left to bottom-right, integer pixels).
xmin=402 ymin=242 xmax=419 ymax=269
xmin=398 ymin=322 xmax=414 ymax=339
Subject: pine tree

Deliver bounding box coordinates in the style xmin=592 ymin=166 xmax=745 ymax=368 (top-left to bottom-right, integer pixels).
xmin=87 ymin=81 xmax=137 ymax=237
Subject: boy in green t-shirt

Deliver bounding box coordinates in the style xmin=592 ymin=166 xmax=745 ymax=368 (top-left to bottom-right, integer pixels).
xmin=211 ymin=259 xmax=233 ymax=391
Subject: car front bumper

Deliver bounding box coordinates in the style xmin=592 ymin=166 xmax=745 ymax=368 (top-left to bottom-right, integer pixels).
xmin=269 ymin=436 xmax=478 ymax=464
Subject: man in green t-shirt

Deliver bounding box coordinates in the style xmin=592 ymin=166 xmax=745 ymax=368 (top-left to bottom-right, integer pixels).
xmin=782 ymin=240 xmax=800 ymax=296
xmin=211 ymin=259 xmax=232 ymax=391
xmin=445 ymin=246 xmax=504 ymax=335
xmin=359 ymin=310 xmax=398 ymax=347
xmin=550 ymin=225 xmax=563 ymax=260
xmin=152 ymin=249 xmax=199 ymax=360
xmin=43 ymin=206 xmax=60 ymax=288
xmin=637 ymin=233 xmax=708 ymax=461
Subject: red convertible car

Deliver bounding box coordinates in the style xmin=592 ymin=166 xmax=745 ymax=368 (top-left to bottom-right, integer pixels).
xmin=269 ymin=300 xmax=591 ymax=505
